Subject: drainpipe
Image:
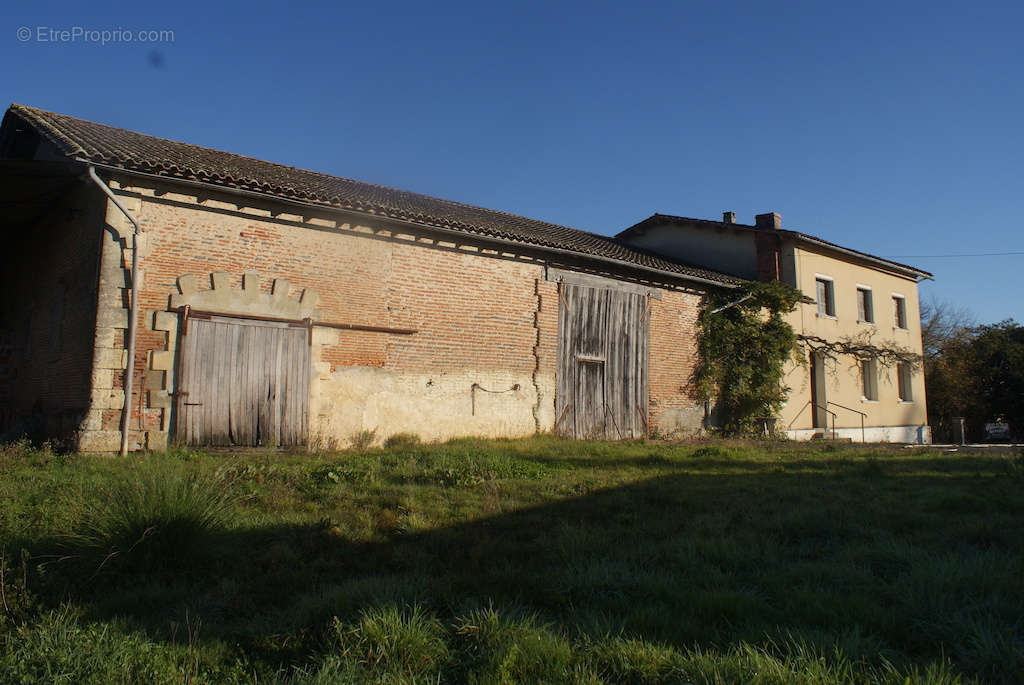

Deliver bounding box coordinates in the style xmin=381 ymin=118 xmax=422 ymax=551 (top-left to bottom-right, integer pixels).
xmin=86 ymin=166 xmax=141 ymax=457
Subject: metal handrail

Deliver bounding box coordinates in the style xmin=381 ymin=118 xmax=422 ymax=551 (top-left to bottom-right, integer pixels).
xmin=827 ymin=401 xmax=868 ymax=443
xmin=787 ymin=400 xmax=838 ymax=439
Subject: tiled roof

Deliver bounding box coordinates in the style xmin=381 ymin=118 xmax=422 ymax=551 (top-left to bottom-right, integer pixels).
xmin=619 ymin=213 xmax=932 ymax=280
xmin=5 ymin=104 xmax=743 ymax=287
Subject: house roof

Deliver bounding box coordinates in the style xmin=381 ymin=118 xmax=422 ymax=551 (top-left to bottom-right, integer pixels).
xmin=3 ymin=104 xmax=744 ymax=288
xmin=617 ymin=213 xmax=932 ymax=281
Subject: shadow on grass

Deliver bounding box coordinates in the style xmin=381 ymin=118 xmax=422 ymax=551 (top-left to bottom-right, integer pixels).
xmin=19 ymin=457 xmax=1024 ymax=679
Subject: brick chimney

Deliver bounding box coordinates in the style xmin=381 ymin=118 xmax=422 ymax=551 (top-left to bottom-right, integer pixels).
xmin=722 ymin=211 xmax=737 ymax=224
xmin=755 ymin=212 xmax=782 ymax=230
xmin=753 ymin=212 xmax=782 ymax=281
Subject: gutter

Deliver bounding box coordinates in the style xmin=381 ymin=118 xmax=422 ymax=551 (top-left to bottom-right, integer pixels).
xmin=76 ymin=160 xmax=741 ymax=292
xmin=86 ymin=165 xmax=141 ymax=457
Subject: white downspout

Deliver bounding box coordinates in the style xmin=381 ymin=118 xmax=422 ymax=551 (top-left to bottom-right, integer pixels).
xmin=87 ymin=166 xmax=141 ymax=457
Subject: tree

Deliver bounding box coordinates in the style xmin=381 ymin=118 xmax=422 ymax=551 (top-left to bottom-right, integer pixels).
xmin=921 ymin=297 xmax=1024 ymax=442
xmin=969 ymin=321 xmax=1024 ymax=440
xmin=920 ymin=296 xmax=975 ymax=364
xmin=919 ymin=297 xmax=978 ymax=442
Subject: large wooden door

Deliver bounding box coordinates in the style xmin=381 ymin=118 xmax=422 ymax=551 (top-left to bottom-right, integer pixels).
xmin=175 ymin=316 xmax=310 ymax=447
xmin=556 ymin=283 xmax=649 ymax=439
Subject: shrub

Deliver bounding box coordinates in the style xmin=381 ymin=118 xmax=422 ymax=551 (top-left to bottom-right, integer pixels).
xmin=73 ymin=456 xmax=234 ymax=574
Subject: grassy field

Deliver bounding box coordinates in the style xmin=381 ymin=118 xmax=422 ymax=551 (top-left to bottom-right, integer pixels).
xmin=0 ymin=436 xmax=1021 ymax=684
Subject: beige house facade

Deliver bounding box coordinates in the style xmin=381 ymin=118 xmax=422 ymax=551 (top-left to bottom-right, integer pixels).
xmin=618 ymin=212 xmax=932 ymax=443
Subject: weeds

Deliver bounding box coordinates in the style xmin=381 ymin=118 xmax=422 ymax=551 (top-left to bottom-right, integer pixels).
xmin=0 ymin=547 xmax=35 ymax=629
xmin=349 ymin=430 xmax=378 ymax=451
xmin=383 ymin=433 xmax=422 ymax=450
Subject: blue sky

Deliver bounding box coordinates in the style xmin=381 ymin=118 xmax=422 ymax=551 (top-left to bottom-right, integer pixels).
xmin=4 ymin=0 xmax=1022 ymax=324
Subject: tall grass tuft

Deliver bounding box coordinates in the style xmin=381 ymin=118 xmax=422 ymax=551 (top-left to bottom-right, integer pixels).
xmin=453 ymin=605 xmax=596 ymax=684
xmin=332 ymin=603 xmax=449 ymax=680
xmin=585 ymin=636 xmax=681 ymax=684
xmin=73 ymin=456 xmax=234 ymax=574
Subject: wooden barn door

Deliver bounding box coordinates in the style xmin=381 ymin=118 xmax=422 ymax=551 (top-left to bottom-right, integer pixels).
xmin=175 ymin=316 xmax=310 ymax=447
xmin=556 ymin=283 xmax=649 ymax=439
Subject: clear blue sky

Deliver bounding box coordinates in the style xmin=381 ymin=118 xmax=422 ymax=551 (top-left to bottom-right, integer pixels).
xmin=5 ymin=0 xmax=1022 ymax=324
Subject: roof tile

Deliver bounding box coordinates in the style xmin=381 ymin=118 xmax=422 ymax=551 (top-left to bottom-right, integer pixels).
xmin=6 ymin=104 xmax=743 ymax=287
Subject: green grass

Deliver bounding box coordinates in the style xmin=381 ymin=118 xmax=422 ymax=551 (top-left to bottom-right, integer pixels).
xmin=0 ymin=436 xmax=1021 ymax=683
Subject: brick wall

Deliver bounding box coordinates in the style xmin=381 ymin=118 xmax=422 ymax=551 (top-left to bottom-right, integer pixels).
xmin=84 ymin=177 xmax=705 ymax=449
xmin=648 ymin=288 xmax=705 ymax=436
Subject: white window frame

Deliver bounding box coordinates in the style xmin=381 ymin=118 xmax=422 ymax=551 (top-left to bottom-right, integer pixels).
xmin=892 ymin=293 xmax=908 ymax=330
xmin=815 ymin=274 xmax=836 ymax=319
xmin=855 ymin=284 xmax=875 ymax=324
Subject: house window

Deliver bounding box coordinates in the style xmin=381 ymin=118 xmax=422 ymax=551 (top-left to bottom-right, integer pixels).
xmin=816 ymin=277 xmax=835 ymax=317
xmin=856 ymin=287 xmax=874 ymax=323
xmin=897 ymin=362 xmax=913 ymax=401
xmin=893 ymin=294 xmax=907 ymax=329
xmin=861 ymin=358 xmax=878 ymax=400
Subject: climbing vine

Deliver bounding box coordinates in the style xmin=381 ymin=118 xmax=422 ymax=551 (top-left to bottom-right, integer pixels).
xmin=697 ymin=280 xmax=923 ymax=436
xmin=696 ymin=281 xmax=802 ymax=435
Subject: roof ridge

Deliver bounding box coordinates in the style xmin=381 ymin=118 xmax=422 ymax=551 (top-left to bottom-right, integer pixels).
xmin=13 ymin=103 xmax=596 ymax=237
xmin=4 ymin=103 xmax=745 ymax=287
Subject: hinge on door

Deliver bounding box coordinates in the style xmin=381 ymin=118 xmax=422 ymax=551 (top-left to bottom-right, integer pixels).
xmin=172 ymin=390 xmax=202 ymax=407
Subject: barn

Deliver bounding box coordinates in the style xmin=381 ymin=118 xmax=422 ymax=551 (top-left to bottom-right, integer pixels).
xmin=0 ymin=104 xmax=743 ymax=453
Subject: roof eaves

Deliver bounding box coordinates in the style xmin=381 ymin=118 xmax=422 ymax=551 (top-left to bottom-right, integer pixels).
xmin=620 ymin=211 xmax=931 ymax=280
xmin=83 ymin=159 xmax=744 ymax=290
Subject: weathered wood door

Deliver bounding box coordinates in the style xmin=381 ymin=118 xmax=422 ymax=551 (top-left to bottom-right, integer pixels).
xmin=175 ymin=316 xmax=310 ymax=447
xmin=556 ymin=283 xmax=649 ymax=439
xmin=574 ymin=359 xmax=607 ymax=438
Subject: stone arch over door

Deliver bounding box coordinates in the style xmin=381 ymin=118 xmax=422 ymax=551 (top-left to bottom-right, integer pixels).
xmin=145 ymin=271 xmax=322 ymax=448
